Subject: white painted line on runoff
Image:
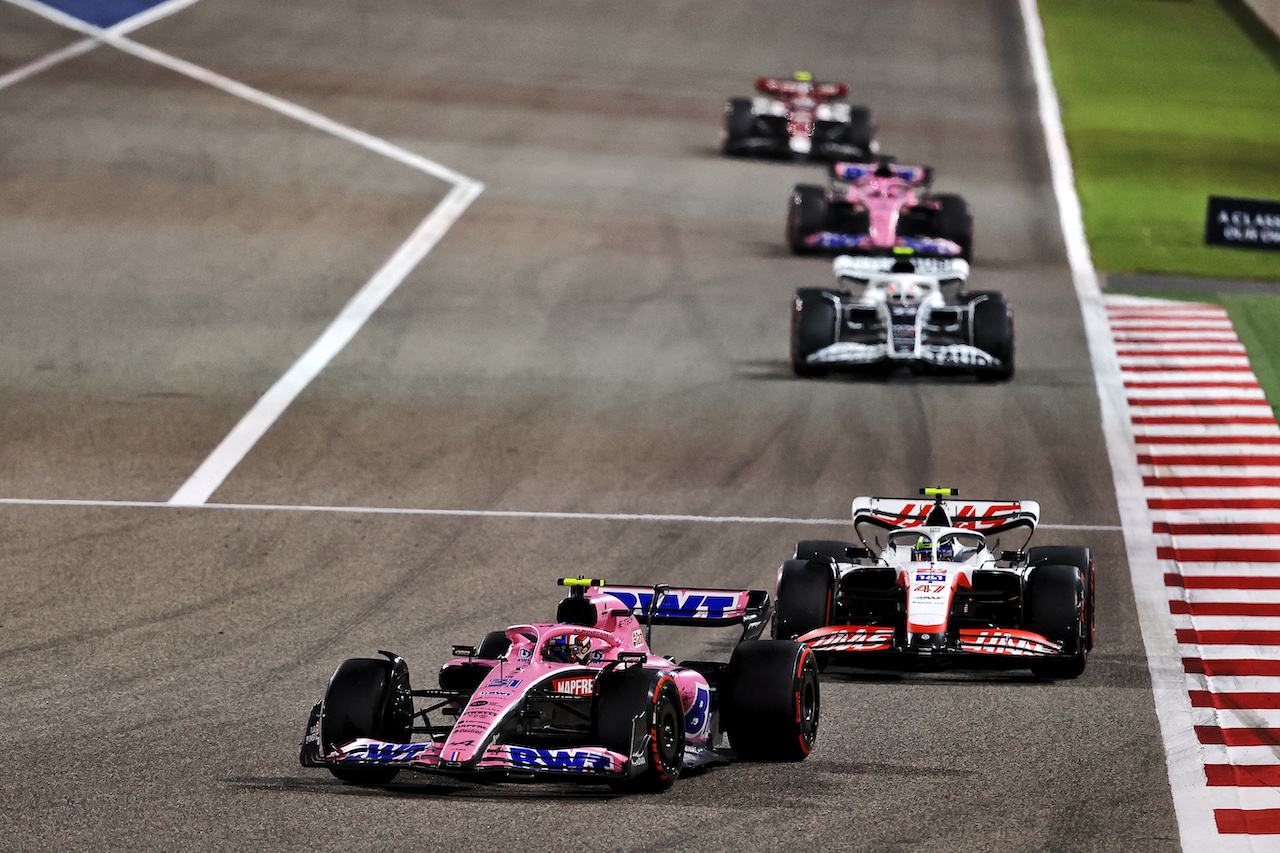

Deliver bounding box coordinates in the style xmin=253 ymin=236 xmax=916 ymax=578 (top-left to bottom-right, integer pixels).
xmin=0 ymin=0 xmax=205 ymax=91
xmin=1018 ymin=1 xmax=1216 ymax=850
xmin=167 ymin=179 xmax=483 ymax=505
xmin=0 ymin=495 xmax=1122 ymax=530
xmin=6 ymin=0 xmax=486 ymax=506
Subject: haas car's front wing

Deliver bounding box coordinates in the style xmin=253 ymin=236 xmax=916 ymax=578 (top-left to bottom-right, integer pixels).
xmin=797 ymin=625 xmax=1064 ymax=668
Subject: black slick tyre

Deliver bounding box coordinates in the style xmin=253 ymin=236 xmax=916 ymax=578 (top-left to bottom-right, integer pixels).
xmin=595 ymin=668 xmax=684 ymax=793
xmin=970 ymin=292 xmax=1014 ymax=381
xmin=723 ymin=97 xmax=754 ymax=156
xmin=791 ymin=289 xmax=838 ymax=377
xmin=931 ymin=193 xmax=973 ymax=261
xmin=787 ymin=184 xmax=829 ymax=254
xmin=723 ymin=640 xmax=819 ymax=761
xmin=773 ymin=559 xmax=834 ymax=640
xmin=320 ymin=657 xmax=413 ymax=784
xmin=1028 ymin=546 xmax=1095 ymax=652
xmin=1023 ymin=563 xmax=1088 ymax=679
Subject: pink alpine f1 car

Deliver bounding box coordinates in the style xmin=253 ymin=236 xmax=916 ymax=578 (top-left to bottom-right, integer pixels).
xmin=723 ymin=73 xmax=876 ymax=162
xmin=772 ymin=488 xmax=1094 ymax=678
xmin=787 ymin=160 xmax=973 ymax=259
xmin=300 ymin=578 xmax=819 ymax=791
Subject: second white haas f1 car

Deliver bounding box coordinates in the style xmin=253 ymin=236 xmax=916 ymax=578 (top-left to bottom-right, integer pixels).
xmin=300 ymin=579 xmax=818 ymax=792
xmin=791 ymin=255 xmax=1014 ymax=380
xmin=772 ymin=488 xmax=1095 ymax=678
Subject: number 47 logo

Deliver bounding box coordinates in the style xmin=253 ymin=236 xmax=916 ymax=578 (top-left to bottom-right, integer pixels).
xmin=913 ymin=583 xmax=946 ymax=593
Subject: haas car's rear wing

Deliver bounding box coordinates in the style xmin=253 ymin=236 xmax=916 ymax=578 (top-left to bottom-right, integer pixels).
xmin=598 ymin=585 xmax=771 ymax=636
xmin=851 ymin=492 xmax=1040 ymax=535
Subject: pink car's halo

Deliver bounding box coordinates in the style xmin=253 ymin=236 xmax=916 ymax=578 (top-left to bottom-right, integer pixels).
xmin=300 ymin=578 xmax=820 ymax=792
xmin=772 ymin=488 xmax=1095 ymax=679
xmin=722 ymin=73 xmax=877 ymax=162
xmin=787 ymin=159 xmax=973 ymax=261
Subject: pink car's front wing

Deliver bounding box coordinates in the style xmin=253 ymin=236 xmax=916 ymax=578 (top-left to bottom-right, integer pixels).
xmin=329 ymin=738 xmax=631 ymax=777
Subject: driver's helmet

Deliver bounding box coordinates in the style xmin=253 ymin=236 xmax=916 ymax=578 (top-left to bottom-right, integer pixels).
xmin=542 ymin=634 xmax=592 ymax=664
xmin=911 ymin=536 xmax=932 ymax=562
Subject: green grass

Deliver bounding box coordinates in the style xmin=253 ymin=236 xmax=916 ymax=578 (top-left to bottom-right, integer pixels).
xmin=1040 ymin=0 xmax=1280 ymax=415
xmin=1039 ymin=0 xmax=1280 ymax=281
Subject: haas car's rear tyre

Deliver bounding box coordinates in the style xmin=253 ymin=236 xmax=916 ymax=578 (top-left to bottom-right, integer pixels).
xmin=787 ymin=184 xmax=829 ymax=254
xmin=773 ymin=559 xmax=834 ymax=641
xmin=931 ymin=193 xmax=973 ymax=261
xmin=723 ymin=640 xmax=819 ymax=761
xmin=791 ymin=289 xmax=838 ymax=377
xmin=722 ymin=97 xmax=755 ymax=156
xmin=595 ymin=668 xmax=684 ymax=793
xmin=1024 ymin=563 xmax=1090 ymax=679
xmin=320 ymin=657 xmax=413 ymax=784
xmin=969 ymin=292 xmax=1015 ymax=381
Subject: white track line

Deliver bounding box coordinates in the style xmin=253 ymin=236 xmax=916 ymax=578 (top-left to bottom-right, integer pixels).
xmin=0 ymin=496 xmax=1122 ymax=530
xmin=167 ymin=179 xmax=482 ymax=505
xmin=1019 ymin=1 xmax=1214 ymax=850
xmin=0 ymin=0 xmax=204 ymax=91
xmin=4 ymin=0 xmax=485 ymax=506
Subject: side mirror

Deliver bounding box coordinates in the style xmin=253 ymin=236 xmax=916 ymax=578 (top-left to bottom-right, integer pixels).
xmin=451 ymin=645 xmax=476 ymax=658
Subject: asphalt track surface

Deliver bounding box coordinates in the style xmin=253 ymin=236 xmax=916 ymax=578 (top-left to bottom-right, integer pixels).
xmin=0 ymin=1 xmax=1181 ymax=851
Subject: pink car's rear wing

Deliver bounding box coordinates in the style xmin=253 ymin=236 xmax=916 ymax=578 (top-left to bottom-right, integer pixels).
xmin=831 ymin=161 xmax=930 ymax=184
xmin=597 ymin=585 xmax=771 ymax=629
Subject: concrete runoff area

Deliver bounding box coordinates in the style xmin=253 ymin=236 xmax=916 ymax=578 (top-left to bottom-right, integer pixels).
xmin=0 ymin=1 xmax=1178 ymax=851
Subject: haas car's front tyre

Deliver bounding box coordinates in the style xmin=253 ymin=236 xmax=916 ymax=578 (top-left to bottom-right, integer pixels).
xmin=320 ymin=656 xmax=413 ymax=784
xmin=791 ymin=289 xmax=838 ymax=377
xmin=723 ymin=640 xmax=819 ymax=761
xmin=596 ymin=668 xmax=684 ymax=793
xmin=1024 ymin=562 xmax=1090 ymax=679
xmin=969 ymin=292 xmax=1015 ymax=381
xmin=787 ymin=184 xmax=829 ymax=254
xmin=773 ymin=559 xmax=834 ymax=640
xmin=1028 ymin=546 xmax=1096 ymax=653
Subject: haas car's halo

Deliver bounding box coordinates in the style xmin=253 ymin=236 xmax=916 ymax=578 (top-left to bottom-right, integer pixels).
xmin=723 ymin=73 xmax=877 ymax=162
xmin=300 ymin=578 xmax=819 ymax=792
xmin=772 ymin=488 xmax=1095 ymax=679
xmin=791 ymin=255 xmax=1014 ymax=381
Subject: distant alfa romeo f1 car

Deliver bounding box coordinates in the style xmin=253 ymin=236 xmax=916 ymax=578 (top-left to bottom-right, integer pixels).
xmin=772 ymin=488 xmax=1095 ymax=678
xmin=791 ymin=255 xmax=1014 ymax=380
xmin=723 ymin=73 xmax=876 ymax=162
xmin=300 ymin=578 xmax=819 ymax=792
xmin=787 ymin=160 xmax=972 ymax=259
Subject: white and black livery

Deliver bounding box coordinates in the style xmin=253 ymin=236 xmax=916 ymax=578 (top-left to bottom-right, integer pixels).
xmin=791 ymin=255 xmax=1014 ymax=380
xmin=772 ymin=488 xmax=1095 ymax=679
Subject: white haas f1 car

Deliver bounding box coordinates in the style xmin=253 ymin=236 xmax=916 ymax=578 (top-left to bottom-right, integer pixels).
xmin=723 ymin=73 xmax=876 ymax=162
xmin=300 ymin=579 xmax=818 ymax=792
xmin=791 ymin=255 xmax=1014 ymax=381
xmin=772 ymin=489 xmax=1095 ymax=679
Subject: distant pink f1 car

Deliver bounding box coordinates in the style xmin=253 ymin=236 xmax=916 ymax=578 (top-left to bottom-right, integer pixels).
xmin=723 ymin=73 xmax=876 ymax=162
xmin=787 ymin=160 xmax=973 ymax=259
xmin=300 ymin=578 xmax=819 ymax=792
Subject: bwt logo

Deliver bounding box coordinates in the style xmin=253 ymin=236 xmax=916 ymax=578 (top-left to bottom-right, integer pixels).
xmin=551 ymin=676 xmax=594 ymax=696
xmin=342 ymin=742 xmax=431 ymax=763
xmin=508 ymin=746 xmax=612 ymax=771
xmin=607 ymin=591 xmax=736 ymax=619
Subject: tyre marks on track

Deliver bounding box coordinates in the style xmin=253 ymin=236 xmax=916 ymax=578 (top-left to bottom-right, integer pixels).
xmin=1108 ymin=294 xmax=1280 ymax=845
